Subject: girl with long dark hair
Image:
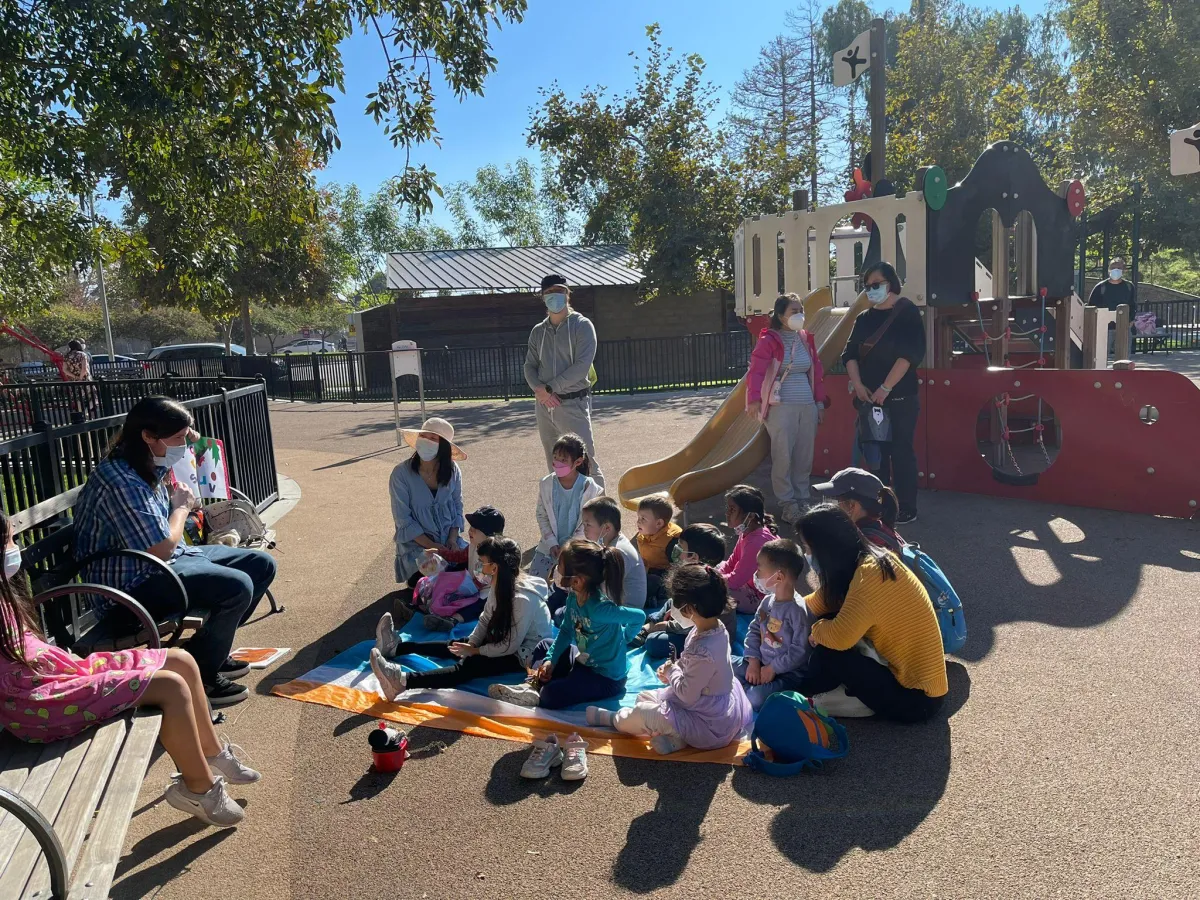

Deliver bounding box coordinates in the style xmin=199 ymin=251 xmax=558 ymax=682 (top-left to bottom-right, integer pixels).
xmin=0 ymin=510 xmax=260 ymax=828
xmin=795 ymin=503 xmax=947 ymax=722
xmin=72 ymin=396 xmax=277 ymax=707
xmin=370 ymin=537 xmax=554 ymax=697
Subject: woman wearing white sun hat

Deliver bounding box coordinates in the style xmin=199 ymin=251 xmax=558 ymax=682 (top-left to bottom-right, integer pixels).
xmin=389 ymin=417 xmax=469 ymax=584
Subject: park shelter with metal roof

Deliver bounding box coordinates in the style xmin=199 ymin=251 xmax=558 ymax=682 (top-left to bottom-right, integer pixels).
xmin=384 ymin=244 xmax=643 ymax=293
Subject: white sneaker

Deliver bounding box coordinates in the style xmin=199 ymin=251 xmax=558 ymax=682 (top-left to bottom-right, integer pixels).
xmin=207 ymin=740 xmax=261 ymax=784
xmin=561 ymin=734 xmax=588 ymax=781
xmin=650 ymin=733 xmax=688 ymax=755
xmin=375 ymin=612 xmax=398 ymax=658
xmin=780 ymin=501 xmax=802 ymax=525
xmin=370 ymin=648 xmax=407 ymax=701
xmin=164 ymin=775 xmax=244 ymax=828
xmin=520 ymin=735 xmax=563 ymax=779
xmin=811 ymin=685 xmax=875 ymax=718
xmin=488 ymin=681 xmax=540 ymax=708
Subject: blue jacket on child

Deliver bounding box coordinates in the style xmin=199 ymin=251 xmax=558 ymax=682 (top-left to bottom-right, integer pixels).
xmin=548 ymin=590 xmax=645 ymax=683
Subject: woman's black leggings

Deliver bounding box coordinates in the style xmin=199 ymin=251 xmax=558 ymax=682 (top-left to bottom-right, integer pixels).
xmin=394 ymin=641 xmax=524 ymax=690
xmin=876 ymin=394 xmax=920 ymax=515
xmin=796 ymin=644 xmax=943 ymax=723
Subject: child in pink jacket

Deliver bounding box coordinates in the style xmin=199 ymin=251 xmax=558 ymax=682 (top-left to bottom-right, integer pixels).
xmin=716 ymin=485 xmax=778 ymax=613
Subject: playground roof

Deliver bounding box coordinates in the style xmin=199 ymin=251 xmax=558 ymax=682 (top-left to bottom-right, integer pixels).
xmin=384 ymin=244 xmax=643 ymax=293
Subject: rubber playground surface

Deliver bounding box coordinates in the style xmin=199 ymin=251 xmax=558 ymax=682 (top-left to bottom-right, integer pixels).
xmin=111 ymin=384 xmax=1200 ymax=899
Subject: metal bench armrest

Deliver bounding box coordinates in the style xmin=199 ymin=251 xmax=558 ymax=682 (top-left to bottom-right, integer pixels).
xmin=72 ymin=548 xmax=188 ymax=610
xmin=0 ymin=787 xmax=69 ymax=900
xmin=31 ymin=584 xmax=163 ymax=649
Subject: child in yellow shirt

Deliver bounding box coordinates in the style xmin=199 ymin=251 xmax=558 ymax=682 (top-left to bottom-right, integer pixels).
xmin=635 ymin=493 xmax=682 ymax=604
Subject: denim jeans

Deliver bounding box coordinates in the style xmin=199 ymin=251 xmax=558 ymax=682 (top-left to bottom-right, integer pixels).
xmin=126 ymin=545 xmax=276 ymax=684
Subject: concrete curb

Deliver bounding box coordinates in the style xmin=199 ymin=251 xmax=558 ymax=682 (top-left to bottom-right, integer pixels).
xmin=261 ymin=472 xmax=301 ymax=528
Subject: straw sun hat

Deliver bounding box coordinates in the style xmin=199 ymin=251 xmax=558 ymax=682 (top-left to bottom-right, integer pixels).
xmin=399 ymin=417 xmax=467 ymax=461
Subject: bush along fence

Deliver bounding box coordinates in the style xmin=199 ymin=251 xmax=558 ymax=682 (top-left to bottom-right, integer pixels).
xmin=0 ymin=380 xmax=279 ymax=551
xmin=102 ymin=330 xmax=754 ymax=404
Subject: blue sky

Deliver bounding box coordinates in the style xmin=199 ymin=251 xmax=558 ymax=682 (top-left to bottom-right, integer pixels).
xmin=320 ymin=0 xmax=1047 ymax=229
xmin=319 ymin=0 xmax=868 ymax=227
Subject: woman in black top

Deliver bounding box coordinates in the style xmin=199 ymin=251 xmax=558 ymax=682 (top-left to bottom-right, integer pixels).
xmin=841 ymin=261 xmax=925 ymax=524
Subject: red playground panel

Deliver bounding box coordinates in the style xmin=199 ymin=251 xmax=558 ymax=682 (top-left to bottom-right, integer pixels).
xmin=814 ymin=369 xmax=1200 ymax=519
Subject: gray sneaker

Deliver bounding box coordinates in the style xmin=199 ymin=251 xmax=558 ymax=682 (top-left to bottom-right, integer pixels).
xmin=164 ymin=775 xmax=244 ymax=828
xmin=780 ymin=501 xmax=802 ymax=525
xmin=488 ymin=681 xmax=541 ymax=708
xmin=561 ymin=734 xmax=589 ymax=781
xmin=207 ymin=740 xmax=261 ymax=784
xmin=423 ymin=613 xmax=456 ymax=632
xmin=650 ymin=733 xmax=688 ymax=755
xmin=520 ymin=735 xmax=563 ymax=779
xmin=370 ymin=647 xmax=408 ymax=701
xmin=375 ymin=612 xmax=399 ymax=658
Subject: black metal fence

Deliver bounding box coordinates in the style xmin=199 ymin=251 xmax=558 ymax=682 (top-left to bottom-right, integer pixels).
xmin=0 ymin=331 xmax=754 ymax=405
xmin=1133 ymin=298 xmax=1200 ymax=352
xmin=0 ymin=376 xmax=263 ymax=440
xmin=0 ymin=381 xmax=279 ymax=546
xmin=214 ymin=330 xmax=752 ymax=403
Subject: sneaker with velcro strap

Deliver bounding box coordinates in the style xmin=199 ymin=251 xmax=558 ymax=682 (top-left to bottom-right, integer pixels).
xmin=205 ymin=674 xmax=249 ymax=708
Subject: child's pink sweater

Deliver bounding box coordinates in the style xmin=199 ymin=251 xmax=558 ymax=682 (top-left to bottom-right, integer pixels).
xmin=716 ymin=525 xmax=775 ymax=591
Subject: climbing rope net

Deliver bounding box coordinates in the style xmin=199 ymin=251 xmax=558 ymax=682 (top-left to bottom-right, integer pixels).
xmin=974 ymin=289 xmax=1054 ymax=475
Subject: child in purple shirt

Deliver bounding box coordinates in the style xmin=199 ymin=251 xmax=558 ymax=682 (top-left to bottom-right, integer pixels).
xmin=734 ymin=538 xmax=811 ymax=710
xmin=587 ymin=564 xmax=751 ymax=754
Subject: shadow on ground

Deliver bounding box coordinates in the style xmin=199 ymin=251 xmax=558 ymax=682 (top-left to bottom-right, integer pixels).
xmin=335 ymin=389 xmax=725 ymax=442
xmin=729 ymin=660 xmax=970 ymax=872
xmin=607 ymin=757 xmax=728 ymax=893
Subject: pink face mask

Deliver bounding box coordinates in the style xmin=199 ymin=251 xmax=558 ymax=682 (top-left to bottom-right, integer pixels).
xmin=553 ymin=461 xmax=575 ymax=478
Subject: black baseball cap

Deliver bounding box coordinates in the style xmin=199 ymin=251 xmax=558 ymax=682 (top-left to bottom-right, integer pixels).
xmin=540 ymin=273 xmax=568 ymax=291
xmin=812 ymin=467 xmax=884 ymax=501
xmin=465 ymin=505 xmax=505 ymax=536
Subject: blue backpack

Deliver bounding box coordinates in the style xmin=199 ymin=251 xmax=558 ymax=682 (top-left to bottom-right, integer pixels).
xmin=898 ymin=543 xmax=967 ymax=654
xmin=742 ymin=692 xmax=849 ymax=776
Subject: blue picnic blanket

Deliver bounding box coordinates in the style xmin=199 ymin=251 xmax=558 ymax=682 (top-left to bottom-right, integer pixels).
xmin=369 ymin=613 xmax=751 ymax=713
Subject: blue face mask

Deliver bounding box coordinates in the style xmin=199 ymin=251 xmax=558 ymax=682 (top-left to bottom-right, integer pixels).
xmin=805 ymin=553 xmax=820 ymax=577
xmin=1109 ymin=269 xmax=1123 ymax=281
xmin=866 ymin=284 xmax=889 ymax=304
xmin=544 ymin=292 xmax=567 ymax=314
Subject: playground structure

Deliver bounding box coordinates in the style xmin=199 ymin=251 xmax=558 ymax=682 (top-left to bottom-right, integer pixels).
xmin=0 ymin=322 xmax=66 ymax=379
xmin=619 ymin=140 xmax=1200 ymax=519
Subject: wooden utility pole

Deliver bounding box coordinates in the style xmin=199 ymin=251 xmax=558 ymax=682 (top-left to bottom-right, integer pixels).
xmin=869 ymin=17 xmax=886 ymax=185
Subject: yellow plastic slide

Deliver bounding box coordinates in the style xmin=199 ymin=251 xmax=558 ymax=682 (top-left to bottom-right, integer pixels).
xmin=617 ymin=286 xmax=868 ymax=510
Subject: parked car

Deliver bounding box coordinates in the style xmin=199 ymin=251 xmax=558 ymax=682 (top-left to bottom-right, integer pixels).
xmin=279 ymin=339 xmax=337 ymax=353
xmin=145 ymin=343 xmax=247 ymax=378
xmin=90 ymin=354 xmax=144 ymax=377
xmin=146 ymin=343 xmax=247 ymax=361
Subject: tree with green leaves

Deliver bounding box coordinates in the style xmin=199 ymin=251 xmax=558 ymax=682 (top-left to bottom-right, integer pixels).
xmin=444 ymin=157 xmax=574 ymax=247
xmin=1060 ymin=0 xmax=1200 ymax=258
xmin=1 ymin=0 xmax=527 ymax=316
xmin=250 ymin=306 xmax=303 ymax=353
xmin=530 ymin=25 xmax=741 ymax=298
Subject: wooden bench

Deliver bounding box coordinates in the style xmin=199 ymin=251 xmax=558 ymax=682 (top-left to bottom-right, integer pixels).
xmin=0 ymin=712 xmax=162 ymax=900
xmin=17 ymin=488 xmax=206 ymax=653
xmin=0 ymin=579 xmax=164 ymax=899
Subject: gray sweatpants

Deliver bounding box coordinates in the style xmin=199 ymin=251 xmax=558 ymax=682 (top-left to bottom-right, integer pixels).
xmin=764 ymin=401 xmax=818 ymax=504
xmin=535 ymin=394 xmax=605 ymax=490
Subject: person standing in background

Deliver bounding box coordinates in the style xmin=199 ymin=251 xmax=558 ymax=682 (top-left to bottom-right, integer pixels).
xmin=1087 ymin=257 xmax=1135 ymax=355
xmin=523 ymin=274 xmax=605 ymax=490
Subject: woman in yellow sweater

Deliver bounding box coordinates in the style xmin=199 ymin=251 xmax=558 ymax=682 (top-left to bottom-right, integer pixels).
xmin=795 ymin=504 xmax=948 ymax=723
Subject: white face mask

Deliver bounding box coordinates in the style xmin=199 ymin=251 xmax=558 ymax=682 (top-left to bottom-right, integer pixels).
xmin=753 ymin=571 xmax=781 ymax=594
xmin=866 ymin=284 xmax=889 ymax=305
xmin=473 ymin=565 xmax=493 ymax=587
xmin=667 ymin=602 xmax=692 ymax=628
xmin=152 ymin=443 xmax=188 ymax=468
xmin=415 ymin=437 xmax=440 ymax=461
xmin=4 ymin=547 xmax=21 ymax=580
xmin=787 ymin=312 xmax=805 ymax=331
